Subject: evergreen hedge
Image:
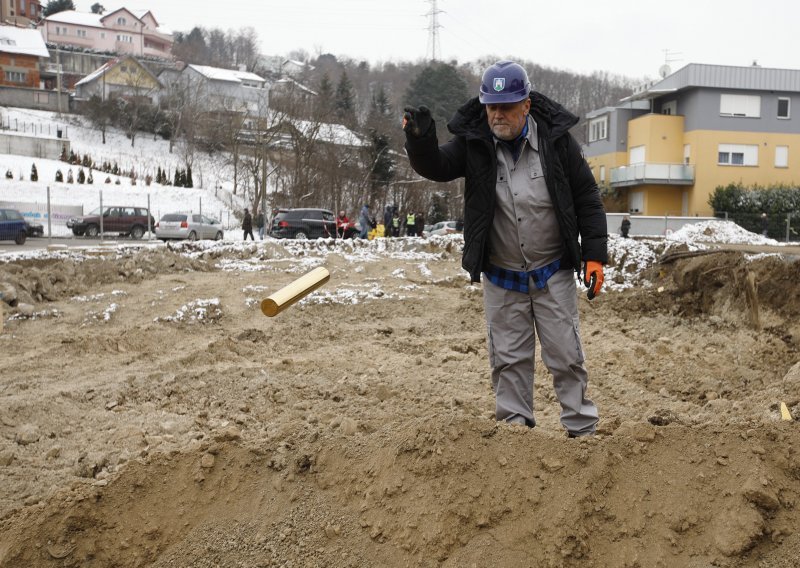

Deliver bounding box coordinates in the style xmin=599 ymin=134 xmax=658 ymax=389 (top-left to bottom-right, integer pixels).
xmin=708 ymin=183 xmax=800 ymax=238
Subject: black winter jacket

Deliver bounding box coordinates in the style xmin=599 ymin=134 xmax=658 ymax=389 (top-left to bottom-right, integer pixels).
xmin=404 ymin=91 xmax=608 ymax=283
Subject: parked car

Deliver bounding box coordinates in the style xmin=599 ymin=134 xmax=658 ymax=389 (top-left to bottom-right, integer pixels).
xmin=25 ymin=219 xmax=44 ymax=238
xmin=0 ymin=208 xmax=27 ymax=244
xmin=270 ymin=208 xmax=358 ymax=239
xmin=427 ymin=220 xmax=459 ymax=237
xmin=67 ymin=206 xmax=155 ymax=239
xmin=155 ymin=213 xmax=224 ymax=241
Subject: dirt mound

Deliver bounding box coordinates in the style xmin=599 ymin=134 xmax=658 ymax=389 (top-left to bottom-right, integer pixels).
xmin=1 ymin=241 xmax=799 ymax=567
xmin=0 ymin=249 xmax=211 ymax=309
xmin=621 ymin=250 xmax=800 ymax=345
xmin=1 ymin=418 xmax=798 ymax=567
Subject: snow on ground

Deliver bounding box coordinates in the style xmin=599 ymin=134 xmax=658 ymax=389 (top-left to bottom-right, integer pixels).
xmin=0 ymin=107 xmax=245 ymax=234
xmin=665 ymin=219 xmax=784 ymax=246
xmin=1 ymin=220 xmax=793 ymax=303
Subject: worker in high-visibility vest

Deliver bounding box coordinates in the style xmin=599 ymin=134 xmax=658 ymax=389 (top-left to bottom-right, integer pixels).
xmin=405 ymin=212 xmax=416 ymax=237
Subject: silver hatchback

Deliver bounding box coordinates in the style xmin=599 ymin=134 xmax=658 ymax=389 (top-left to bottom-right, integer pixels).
xmin=155 ymin=213 xmax=224 ymax=241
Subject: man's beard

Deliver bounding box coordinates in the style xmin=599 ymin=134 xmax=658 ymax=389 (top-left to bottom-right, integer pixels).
xmin=491 ymin=123 xmax=518 ymax=140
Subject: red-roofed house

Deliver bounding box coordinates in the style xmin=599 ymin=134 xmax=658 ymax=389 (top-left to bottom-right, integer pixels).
xmin=39 ymin=7 xmax=173 ymax=59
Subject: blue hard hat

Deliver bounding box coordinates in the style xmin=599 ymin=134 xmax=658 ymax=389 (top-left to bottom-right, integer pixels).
xmin=478 ymin=60 xmax=532 ymax=104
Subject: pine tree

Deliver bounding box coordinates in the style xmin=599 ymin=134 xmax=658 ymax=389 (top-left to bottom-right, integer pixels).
xmin=334 ymin=71 xmax=357 ymax=126
xmin=314 ymin=72 xmax=335 ymax=119
xmin=180 ymin=169 xmax=187 ymax=187
xmin=404 ymin=62 xmax=469 ymax=139
xmin=186 ymin=165 xmax=193 ymax=188
xmin=30 ymin=163 xmax=38 ymax=182
xmin=66 ymin=169 xmax=74 ymax=183
xmin=77 ymin=168 xmax=85 ymax=184
xmin=55 ymin=169 xmax=63 ymax=182
xmin=156 ymin=166 xmax=162 ymax=184
xmin=174 ymin=169 xmax=181 ymax=187
xmin=87 ymin=169 xmax=94 ymax=184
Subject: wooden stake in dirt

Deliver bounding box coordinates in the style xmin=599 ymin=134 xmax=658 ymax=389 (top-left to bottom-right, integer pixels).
xmin=261 ymin=267 xmax=330 ymax=317
xmin=743 ymin=271 xmax=761 ymax=330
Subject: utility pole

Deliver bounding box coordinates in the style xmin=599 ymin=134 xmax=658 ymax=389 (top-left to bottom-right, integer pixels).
xmin=56 ymin=48 xmax=62 ymax=115
xmin=425 ymin=0 xmax=443 ymax=62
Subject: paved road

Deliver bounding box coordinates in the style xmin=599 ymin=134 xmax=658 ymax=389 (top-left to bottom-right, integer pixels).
xmin=0 ymin=236 xmax=161 ymax=254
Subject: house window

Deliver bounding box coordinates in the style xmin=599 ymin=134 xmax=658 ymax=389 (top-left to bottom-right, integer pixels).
xmin=101 ymin=32 xmax=105 ymax=39
xmin=5 ymin=71 xmax=26 ymax=83
xmin=76 ymin=29 xmax=87 ymax=38
xmin=720 ymin=94 xmax=761 ymax=118
xmin=718 ymin=144 xmax=758 ymax=166
xmin=683 ymin=144 xmax=691 ymax=164
xmin=588 ymin=116 xmax=608 ymax=142
xmin=777 ymin=98 xmax=790 ymax=119
xmin=117 ymin=17 xmax=127 ymax=25
xmin=116 ymin=34 xmax=132 ymax=43
xmin=775 ymin=146 xmax=789 ymax=168
xmin=662 ymin=100 xmax=677 ymax=115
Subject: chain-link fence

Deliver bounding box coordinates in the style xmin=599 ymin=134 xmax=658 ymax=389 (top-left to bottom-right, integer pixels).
xmin=714 ymin=211 xmax=800 ymax=242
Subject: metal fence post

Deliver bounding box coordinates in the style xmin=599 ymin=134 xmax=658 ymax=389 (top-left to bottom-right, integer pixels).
xmin=99 ymin=190 xmax=103 ymax=241
xmin=147 ymin=194 xmax=152 ymax=240
xmin=47 ymin=185 xmax=52 ymax=242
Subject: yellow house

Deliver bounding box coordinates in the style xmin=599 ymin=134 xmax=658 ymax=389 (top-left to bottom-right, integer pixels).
xmin=74 ymin=55 xmax=162 ymax=103
xmin=583 ymin=63 xmax=800 ymax=216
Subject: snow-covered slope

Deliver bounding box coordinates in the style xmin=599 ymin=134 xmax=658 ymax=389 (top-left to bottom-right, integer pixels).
xmin=0 ymin=107 xmax=245 ymax=234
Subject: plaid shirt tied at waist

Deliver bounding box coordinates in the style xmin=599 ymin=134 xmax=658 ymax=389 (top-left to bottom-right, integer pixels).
xmin=483 ymin=259 xmax=561 ymax=293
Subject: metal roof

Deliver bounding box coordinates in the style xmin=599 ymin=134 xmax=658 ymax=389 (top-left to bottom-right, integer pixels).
xmin=622 ymin=63 xmax=800 ymax=102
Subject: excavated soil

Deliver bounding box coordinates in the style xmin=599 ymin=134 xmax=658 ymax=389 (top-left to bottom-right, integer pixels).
xmin=1 ymin=237 xmax=799 ymax=568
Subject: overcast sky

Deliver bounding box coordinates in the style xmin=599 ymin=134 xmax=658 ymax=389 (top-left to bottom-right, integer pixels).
xmin=75 ymin=0 xmax=798 ymax=80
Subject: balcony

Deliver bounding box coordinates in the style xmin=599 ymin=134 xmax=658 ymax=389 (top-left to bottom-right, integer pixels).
xmin=611 ymin=163 xmax=694 ymax=187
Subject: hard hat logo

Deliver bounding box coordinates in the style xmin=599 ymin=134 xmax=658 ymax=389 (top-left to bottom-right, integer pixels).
xmin=493 ymin=78 xmax=505 ymax=92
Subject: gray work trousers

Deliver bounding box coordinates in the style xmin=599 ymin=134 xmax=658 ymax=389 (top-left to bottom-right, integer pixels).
xmin=482 ymin=269 xmax=599 ymax=435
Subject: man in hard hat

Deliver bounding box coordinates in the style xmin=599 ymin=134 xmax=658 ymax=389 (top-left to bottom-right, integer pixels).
xmin=402 ymin=60 xmax=607 ymax=438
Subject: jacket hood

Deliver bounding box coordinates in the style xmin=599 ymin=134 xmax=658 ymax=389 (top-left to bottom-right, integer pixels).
xmin=447 ymin=91 xmax=579 ymax=140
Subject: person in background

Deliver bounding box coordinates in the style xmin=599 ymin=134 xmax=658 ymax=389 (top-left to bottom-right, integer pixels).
xmin=402 ymin=60 xmax=607 ymax=438
xmin=359 ymin=204 xmax=371 ymax=239
xmin=392 ymin=210 xmax=401 ymax=237
xmin=337 ymin=210 xmax=350 ymax=238
xmin=620 ymin=215 xmax=631 ymax=238
xmin=415 ymin=211 xmax=425 ymax=238
xmin=242 ymin=208 xmax=254 ymax=241
xmin=255 ymin=209 xmax=265 ymax=240
xmin=383 ymin=205 xmax=393 ymax=238
xmin=405 ymin=211 xmax=417 ymax=237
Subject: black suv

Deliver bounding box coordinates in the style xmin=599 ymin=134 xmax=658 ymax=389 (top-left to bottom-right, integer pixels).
xmin=270 ymin=208 xmax=357 ymax=239
xmin=67 ymin=206 xmax=155 ymax=239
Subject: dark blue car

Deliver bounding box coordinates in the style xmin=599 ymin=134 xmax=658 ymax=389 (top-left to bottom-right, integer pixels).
xmin=0 ymin=208 xmax=28 ymax=245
